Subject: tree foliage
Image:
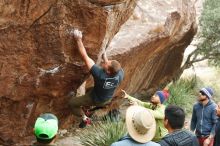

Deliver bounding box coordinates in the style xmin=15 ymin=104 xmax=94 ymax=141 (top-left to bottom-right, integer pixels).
xmin=197 ymin=0 xmax=220 ymax=65
xmin=172 ymin=0 xmax=220 ymax=81
xmin=166 ymin=77 xmax=197 ymax=114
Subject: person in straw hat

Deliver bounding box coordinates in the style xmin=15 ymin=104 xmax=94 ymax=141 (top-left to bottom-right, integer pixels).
xmin=122 ymin=89 xmax=169 ymax=142
xmin=111 ymin=105 xmax=160 ymax=146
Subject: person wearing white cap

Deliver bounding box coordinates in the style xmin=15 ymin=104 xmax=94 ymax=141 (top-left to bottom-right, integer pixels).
xmin=111 ymin=106 xmax=160 ymax=146
xmin=190 ymin=87 xmax=218 ymax=146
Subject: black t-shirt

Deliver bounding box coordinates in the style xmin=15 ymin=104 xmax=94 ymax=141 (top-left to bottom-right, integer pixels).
xmin=90 ymin=64 xmax=124 ymax=103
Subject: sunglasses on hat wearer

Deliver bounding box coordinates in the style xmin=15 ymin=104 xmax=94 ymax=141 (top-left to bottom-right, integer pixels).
xmin=199 ymin=91 xmax=206 ymax=96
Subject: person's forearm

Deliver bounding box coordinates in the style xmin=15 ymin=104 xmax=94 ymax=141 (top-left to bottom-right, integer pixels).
xmin=75 ymin=39 xmax=95 ymax=70
xmin=209 ymin=110 xmax=218 ymax=137
xmin=127 ymin=95 xmax=137 ymax=101
xmin=76 ymin=39 xmax=89 ymax=60
xmin=102 ymin=52 xmax=108 ymax=63
xmin=190 ymin=108 xmax=197 ymax=131
xmin=190 ymin=121 xmax=196 ymax=131
xmin=210 ymin=124 xmax=216 ymax=137
xmin=150 ymin=109 xmax=164 ymax=119
xmin=190 ymin=117 xmax=196 ymax=131
xmin=127 ymin=95 xmax=151 ymax=108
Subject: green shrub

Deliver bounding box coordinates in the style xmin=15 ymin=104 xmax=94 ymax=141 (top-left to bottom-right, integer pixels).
xmin=166 ymin=77 xmax=197 ymax=115
xmin=166 ymin=76 xmax=220 ymax=115
xmin=79 ymin=117 xmax=126 ymax=146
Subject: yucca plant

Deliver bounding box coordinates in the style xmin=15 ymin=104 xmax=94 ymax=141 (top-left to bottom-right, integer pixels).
xmin=166 ymin=77 xmax=197 ymax=114
xmin=79 ymin=116 xmax=127 ymax=146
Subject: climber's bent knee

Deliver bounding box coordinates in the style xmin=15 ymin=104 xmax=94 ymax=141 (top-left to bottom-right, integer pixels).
xmin=69 ymin=92 xmax=90 ymax=106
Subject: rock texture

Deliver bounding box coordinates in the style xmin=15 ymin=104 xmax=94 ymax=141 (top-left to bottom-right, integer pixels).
xmin=107 ymin=0 xmax=197 ymax=98
xmin=0 ymin=0 xmax=136 ymax=145
xmin=0 ymin=0 xmax=197 ymax=145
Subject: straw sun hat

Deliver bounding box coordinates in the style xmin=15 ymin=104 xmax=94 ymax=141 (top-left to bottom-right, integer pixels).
xmin=126 ymin=105 xmax=156 ymax=143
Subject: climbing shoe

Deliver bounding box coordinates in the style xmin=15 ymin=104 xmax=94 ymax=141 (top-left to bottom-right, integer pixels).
xmin=79 ymin=118 xmax=91 ymax=128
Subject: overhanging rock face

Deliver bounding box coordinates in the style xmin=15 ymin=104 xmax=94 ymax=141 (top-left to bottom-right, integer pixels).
xmin=107 ymin=0 xmax=197 ymax=98
xmin=0 ymin=0 xmax=136 ymax=144
xmin=0 ymin=0 xmax=197 ymax=145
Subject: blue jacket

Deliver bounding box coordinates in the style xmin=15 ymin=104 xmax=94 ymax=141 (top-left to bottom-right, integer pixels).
xmin=190 ymin=100 xmax=217 ymax=136
xmin=111 ymin=135 xmax=160 ymax=146
xmin=214 ymin=118 xmax=220 ymax=146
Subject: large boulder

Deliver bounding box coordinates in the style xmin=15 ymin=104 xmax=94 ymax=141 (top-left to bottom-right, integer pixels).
xmin=108 ymin=0 xmax=197 ymax=98
xmin=0 ymin=0 xmax=136 ymax=144
xmin=0 ymin=0 xmax=197 ymax=145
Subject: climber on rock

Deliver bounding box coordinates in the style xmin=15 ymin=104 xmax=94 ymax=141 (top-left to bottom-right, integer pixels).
xmin=69 ymin=29 xmax=124 ymax=128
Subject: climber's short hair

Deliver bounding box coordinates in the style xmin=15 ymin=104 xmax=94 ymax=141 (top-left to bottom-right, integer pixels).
xmin=108 ymin=60 xmax=121 ymax=75
xmin=165 ymin=105 xmax=185 ymax=129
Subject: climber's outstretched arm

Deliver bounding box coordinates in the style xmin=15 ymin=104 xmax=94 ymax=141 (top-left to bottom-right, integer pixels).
xmin=102 ymin=51 xmax=108 ymax=63
xmin=73 ymin=29 xmax=95 ymax=70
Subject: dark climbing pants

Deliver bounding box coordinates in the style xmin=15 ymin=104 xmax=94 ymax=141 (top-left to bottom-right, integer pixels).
xmin=69 ymin=89 xmax=110 ymax=117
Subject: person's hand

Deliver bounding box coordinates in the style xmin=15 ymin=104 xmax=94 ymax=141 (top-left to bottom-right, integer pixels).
xmin=121 ymin=89 xmax=129 ymax=98
xmin=129 ymin=100 xmax=138 ymax=106
xmin=70 ymin=29 xmax=82 ymax=40
xmin=102 ymin=52 xmax=106 ymax=60
xmin=101 ymin=51 xmax=109 ymax=63
xmin=203 ymin=138 xmax=211 ymax=146
xmin=121 ymin=89 xmax=138 ymax=105
xmin=184 ymin=121 xmax=189 ymax=129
